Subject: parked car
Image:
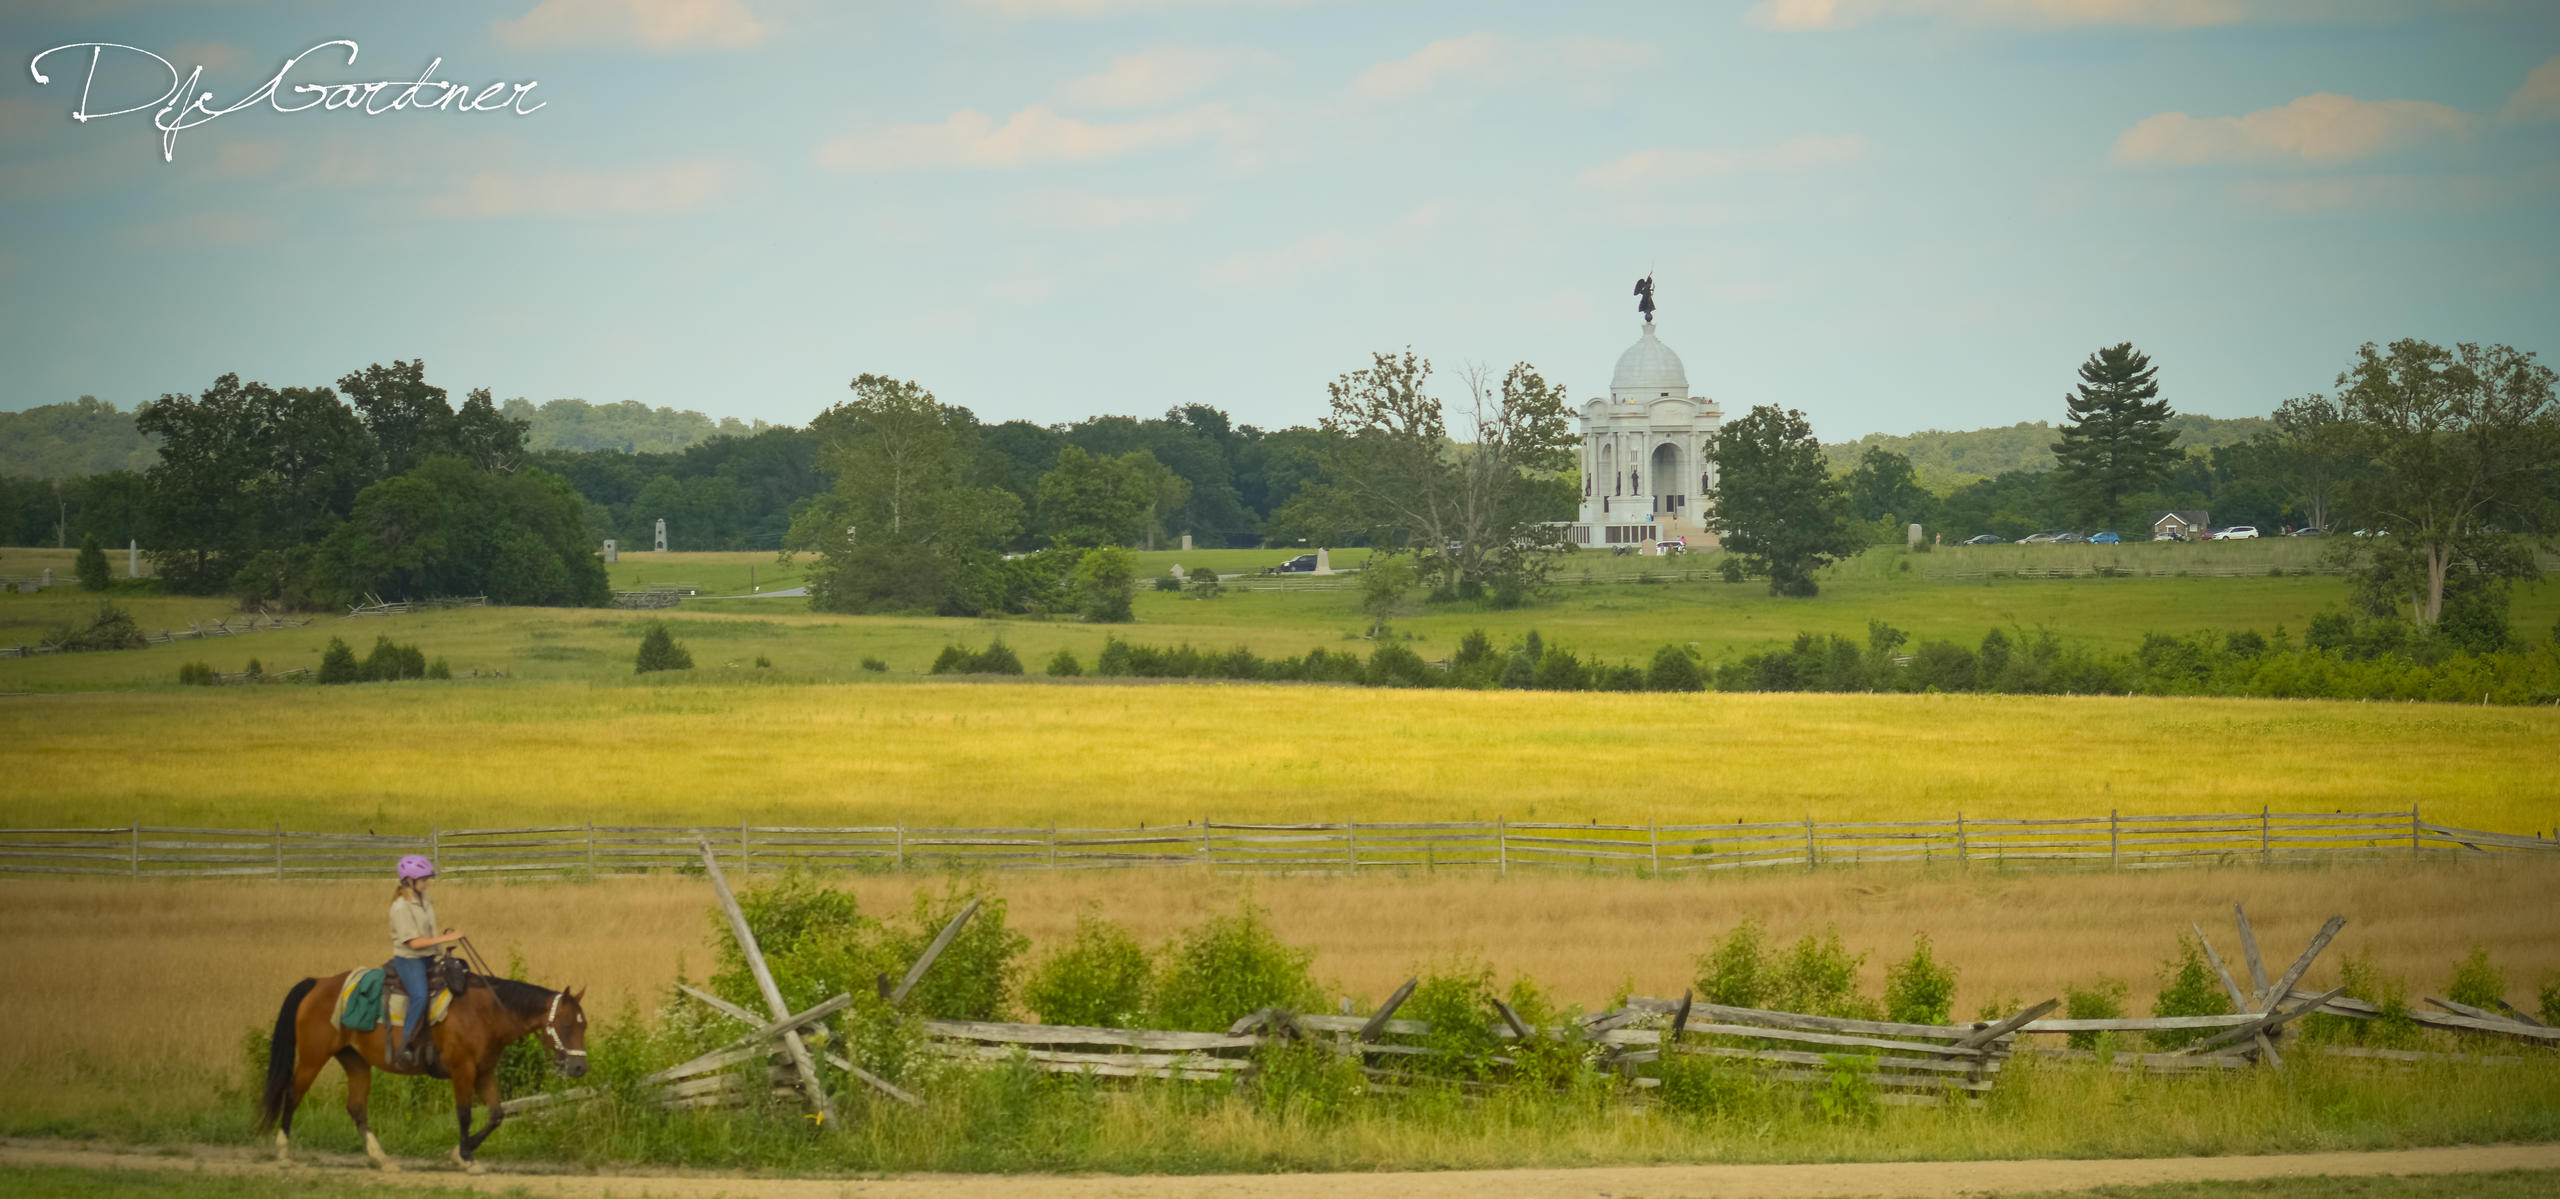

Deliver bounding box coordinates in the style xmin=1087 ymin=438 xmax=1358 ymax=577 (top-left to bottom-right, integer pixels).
xmin=2351 ymin=528 xmax=2390 ymax=537
xmin=2287 ymin=527 xmax=2324 ymax=537
xmin=2018 ymin=531 xmax=2065 ymax=544
xmin=2089 ymin=531 xmax=2121 ymax=544
xmin=2053 ymin=532 xmax=2087 ymax=544
xmin=1960 ymin=533 xmax=2005 ymax=545
xmin=2211 ymin=526 xmax=2260 ymax=541
xmin=1274 ymin=553 xmax=1319 ymax=573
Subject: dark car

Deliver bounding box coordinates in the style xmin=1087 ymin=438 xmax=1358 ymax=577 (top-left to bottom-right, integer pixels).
xmin=2053 ymin=532 xmax=2087 ymax=544
xmin=1960 ymin=534 xmax=2005 ymax=545
xmin=1274 ymin=553 xmax=1318 ymax=573
xmin=2287 ymin=527 xmax=2324 ymax=537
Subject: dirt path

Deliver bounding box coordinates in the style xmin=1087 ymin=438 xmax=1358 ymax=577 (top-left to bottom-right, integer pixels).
xmin=7 ymin=1140 xmax=2559 ymax=1198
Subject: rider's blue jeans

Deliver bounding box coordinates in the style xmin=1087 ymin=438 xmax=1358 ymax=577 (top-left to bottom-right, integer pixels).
xmin=391 ymin=955 xmax=432 ymax=1054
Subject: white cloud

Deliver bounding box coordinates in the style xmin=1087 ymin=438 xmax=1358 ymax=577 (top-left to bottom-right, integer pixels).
xmin=493 ymin=0 xmax=767 ymax=51
xmin=1349 ymin=33 xmax=1658 ymax=102
xmin=424 ymin=160 xmax=738 ymax=218
xmin=1007 ymin=189 xmax=1198 ymax=230
xmin=2112 ymin=93 xmax=2470 ymax=166
xmin=1578 ymin=135 xmax=1871 ymax=190
xmin=2503 ymin=54 xmax=2560 ymax=123
xmin=961 ymin=0 xmax=1302 ymax=17
xmin=1749 ymin=0 xmax=2356 ymax=31
xmin=1204 ymin=231 xmax=1347 ymax=287
xmin=2228 ymin=170 xmax=2539 ymax=214
xmin=815 ymin=104 xmax=1234 ymax=171
xmin=1062 ymin=46 xmax=1262 ymax=108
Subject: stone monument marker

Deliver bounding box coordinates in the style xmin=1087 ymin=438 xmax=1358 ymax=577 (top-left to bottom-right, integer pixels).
xmin=653 ymin=518 xmax=668 ymax=553
xmin=603 ymin=539 xmax=618 ymax=563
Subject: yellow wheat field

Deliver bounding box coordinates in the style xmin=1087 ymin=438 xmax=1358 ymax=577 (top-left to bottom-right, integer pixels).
xmin=5 ymin=861 xmax=2557 ymax=1125
xmin=6 ymin=681 xmax=2557 ymax=832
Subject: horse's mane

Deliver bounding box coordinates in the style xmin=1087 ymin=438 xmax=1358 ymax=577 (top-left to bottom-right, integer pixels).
xmin=480 ymin=975 xmax=558 ymax=1020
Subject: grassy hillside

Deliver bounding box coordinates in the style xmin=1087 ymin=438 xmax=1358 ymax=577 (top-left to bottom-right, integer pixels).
xmin=1825 ymin=414 xmax=2275 ymax=491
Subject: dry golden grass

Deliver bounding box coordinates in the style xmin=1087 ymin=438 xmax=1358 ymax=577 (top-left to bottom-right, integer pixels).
xmin=7 ymin=682 xmax=2557 ymax=831
xmin=7 ymin=861 xmax=2556 ymax=1117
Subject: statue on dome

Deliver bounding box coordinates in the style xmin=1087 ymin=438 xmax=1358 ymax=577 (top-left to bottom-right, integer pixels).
xmin=1633 ymin=274 xmax=1656 ymax=323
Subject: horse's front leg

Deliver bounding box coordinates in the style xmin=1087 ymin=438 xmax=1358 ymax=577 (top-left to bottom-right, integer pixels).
xmin=464 ymin=1066 xmax=506 ymax=1162
xmin=446 ymin=1058 xmax=490 ymax=1175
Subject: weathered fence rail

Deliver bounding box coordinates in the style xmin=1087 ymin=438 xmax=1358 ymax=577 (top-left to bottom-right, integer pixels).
xmin=3 ymin=809 xmax=2550 ymax=881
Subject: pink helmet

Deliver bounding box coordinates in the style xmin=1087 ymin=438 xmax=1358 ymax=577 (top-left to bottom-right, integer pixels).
xmin=397 ymin=854 xmax=436 ymax=881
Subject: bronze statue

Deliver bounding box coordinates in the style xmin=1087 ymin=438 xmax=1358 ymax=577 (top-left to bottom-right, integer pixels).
xmin=1633 ymin=274 xmax=1656 ymax=323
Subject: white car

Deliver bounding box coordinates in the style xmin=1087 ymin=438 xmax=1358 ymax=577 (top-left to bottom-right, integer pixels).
xmin=2211 ymin=526 xmax=2260 ymax=541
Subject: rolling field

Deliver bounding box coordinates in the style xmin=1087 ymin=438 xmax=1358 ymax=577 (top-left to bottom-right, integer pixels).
xmin=5 ymin=681 xmax=2557 ymax=830
xmin=6 ymin=862 xmax=2555 ymax=1127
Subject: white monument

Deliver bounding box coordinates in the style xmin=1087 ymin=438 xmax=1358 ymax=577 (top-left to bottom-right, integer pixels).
xmin=128 ymin=538 xmax=139 ymax=578
xmin=603 ymin=539 xmax=618 ymax=563
xmin=653 ymin=518 xmax=668 ymax=553
xmin=1565 ymin=277 xmax=1723 ymax=550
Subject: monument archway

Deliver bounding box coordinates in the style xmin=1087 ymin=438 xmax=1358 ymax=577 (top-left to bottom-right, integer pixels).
xmin=1650 ymin=442 xmax=1682 ymax=516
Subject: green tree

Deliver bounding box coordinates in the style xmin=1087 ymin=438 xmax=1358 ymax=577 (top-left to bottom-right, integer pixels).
xmin=789 ymin=374 xmax=1021 ymax=615
xmin=1034 ymin=445 xmax=1149 ymax=549
xmin=635 ymin=622 xmax=694 ymax=673
xmin=2330 ymin=340 xmax=2560 ymax=627
xmin=1358 ymin=553 xmax=1417 ymax=637
xmin=308 ymin=458 xmax=608 ymax=607
xmin=2266 ymin=393 xmax=2355 ymax=532
xmin=317 ymin=637 xmax=359 ymax=684
xmin=2052 ymin=343 xmax=2179 ymax=529
xmin=1842 ymin=445 xmax=1933 ymax=526
xmin=337 ymin=360 xmax=456 ymax=477
xmin=1073 ymin=546 xmax=1137 ymax=623
xmin=74 ymin=532 xmax=110 ymax=591
xmin=1302 ymin=352 xmax=1576 ymax=598
xmin=1708 ymin=404 xmax=1858 ymax=597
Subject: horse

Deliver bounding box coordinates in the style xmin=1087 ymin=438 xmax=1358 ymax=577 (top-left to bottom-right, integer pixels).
xmin=256 ymin=967 xmax=588 ymax=1173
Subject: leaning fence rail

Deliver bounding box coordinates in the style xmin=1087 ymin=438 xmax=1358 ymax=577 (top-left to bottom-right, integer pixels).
xmin=1 ymin=808 xmax=2551 ymax=881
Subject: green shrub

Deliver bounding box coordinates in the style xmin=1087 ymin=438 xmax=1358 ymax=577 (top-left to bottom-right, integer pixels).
xmin=1365 ymin=642 xmax=1431 ymax=687
xmin=1814 ymin=1053 xmax=1880 ymax=1125
xmin=318 ymin=637 xmax=359 ymax=684
xmin=76 ymin=533 xmax=111 ymax=591
xmin=1694 ymin=919 xmax=1772 ymax=1008
xmin=891 ymin=881 xmax=1027 ymax=1022
xmin=1045 ymin=648 xmax=1083 ymax=677
xmin=2062 ymin=978 xmax=2129 ymax=1051
xmin=242 ymin=658 xmax=262 ymax=680
xmin=43 ymin=602 xmax=146 ymax=652
xmin=1655 ymin=1053 xmax=1778 ymax=1117
xmin=2448 ymin=945 xmax=2507 ymax=1010
xmin=1883 ymin=934 xmax=1957 ymax=1026
xmin=1530 ymin=646 xmax=1590 ymax=690
xmin=1153 ymin=574 xmax=1183 ymax=592
xmin=1596 ymin=662 xmax=1645 ymax=691
xmin=930 ymin=642 xmax=1023 ymax=675
xmin=1023 ymin=914 xmax=1150 ymax=1027
xmin=1150 ymin=903 xmax=1321 ymax=1032
xmin=1402 ymin=958 xmax=1507 ymax=1082
xmin=1187 ymin=570 xmax=1224 ymax=599
xmin=1646 ymin=644 xmax=1704 ymax=691
xmin=1074 ymin=547 xmax=1137 ymax=623
xmin=634 ymin=623 xmax=693 ymax=673
xmin=177 ymin=661 xmax=215 ymax=685
xmin=1718 ymin=557 xmax=1745 ymax=583
xmin=2541 ymin=973 xmax=2560 ymax=1027
xmin=426 ymin=657 xmax=451 ymax=680
xmin=1770 ymin=927 xmax=1876 ymax=1020
xmin=752 ymin=654 xmax=772 ymax=668
xmin=860 ymin=655 xmax=889 ymax=672
xmin=2147 ymin=933 xmax=2236 ymax=1049
xmin=2307 ymin=947 xmax=2416 ymax=1048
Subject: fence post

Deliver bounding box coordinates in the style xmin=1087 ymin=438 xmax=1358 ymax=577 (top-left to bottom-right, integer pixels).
xmin=2260 ymin=805 xmax=2271 ymax=866
xmin=1649 ymin=820 xmax=1659 ymax=875
xmin=741 ymin=821 xmax=751 ymax=876
xmin=130 ymin=822 xmax=140 ymax=876
xmin=1498 ymin=817 xmax=1508 ymax=876
xmin=1345 ymin=820 xmax=1357 ymax=873
xmin=2109 ymin=809 xmax=2119 ymax=871
xmin=1200 ymin=819 xmax=1211 ymax=865
xmin=1956 ymin=811 xmax=1966 ymax=866
xmin=895 ymin=823 xmax=906 ymax=872
xmin=1048 ymin=824 xmax=1058 ymax=869
xmin=1804 ymin=816 xmax=1816 ymax=872
xmin=2410 ymin=806 xmax=2421 ymax=858
xmin=430 ymin=826 xmax=440 ymax=868
xmin=274 ymin=822 xmax=284 ymax=880
xmin=586 ymin=822 xmax=596 ymax=875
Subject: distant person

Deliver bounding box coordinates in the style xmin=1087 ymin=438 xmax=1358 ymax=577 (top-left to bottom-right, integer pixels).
xmin=389 ymin=856 xmax=465 ymax=1067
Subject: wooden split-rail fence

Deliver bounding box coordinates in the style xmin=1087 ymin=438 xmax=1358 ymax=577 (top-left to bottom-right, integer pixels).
xmin=502 ymin=888 xmax=2558 ymax=1125
xmin=0 ymin=611 xmax=313 ymax=660
xmin=346 ymin=595 xmax=486 ymax=618
xmin=6 ymin=809 xmax=2553 ymax=881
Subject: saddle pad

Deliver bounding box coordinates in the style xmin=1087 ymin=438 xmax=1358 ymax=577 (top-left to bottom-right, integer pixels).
xmin=333 ymin=967 xmax=451 ymax=1031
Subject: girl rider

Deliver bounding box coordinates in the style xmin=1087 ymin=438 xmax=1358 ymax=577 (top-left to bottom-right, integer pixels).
xmin=390 ymin=855 xmax=464 ymax=1068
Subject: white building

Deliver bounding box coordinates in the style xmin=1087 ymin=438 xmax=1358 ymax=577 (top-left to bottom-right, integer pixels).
xmin=1566 ymin=319 xmax=1722 ymax=550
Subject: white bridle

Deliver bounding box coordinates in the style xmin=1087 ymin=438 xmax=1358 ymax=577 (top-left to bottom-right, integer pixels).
xmin=544 ymin=991 xmax=586 ymax=1059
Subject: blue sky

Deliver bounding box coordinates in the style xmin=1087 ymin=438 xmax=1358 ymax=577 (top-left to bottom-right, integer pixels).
xmin=2 ymin=0 xmax=2555 ymax=440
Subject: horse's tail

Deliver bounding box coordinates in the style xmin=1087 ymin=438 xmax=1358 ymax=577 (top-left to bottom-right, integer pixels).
xmin=257 ymin=977 xmax=319 ymax=1132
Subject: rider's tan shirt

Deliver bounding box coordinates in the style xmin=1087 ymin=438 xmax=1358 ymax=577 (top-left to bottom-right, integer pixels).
xmin=390 ymin=893 xmax=438 ymax=959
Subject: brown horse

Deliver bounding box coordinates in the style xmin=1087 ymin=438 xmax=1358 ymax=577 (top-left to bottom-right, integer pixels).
xmin=257 ymin=968 xmax=588 ymax=1173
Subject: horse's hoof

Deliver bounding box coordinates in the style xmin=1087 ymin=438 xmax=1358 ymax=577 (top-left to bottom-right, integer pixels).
xmin=372 ymin=1157 xmax=401 ymax=1173
xmin=448 ymin=1148 xmax=465 ymax=1167
xmin=466 ymin=1161 xmax=486 ymax=1176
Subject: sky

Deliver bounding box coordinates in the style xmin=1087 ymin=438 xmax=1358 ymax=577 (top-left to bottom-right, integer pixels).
xmin=1 ymin=0 xmax=2555 ymax=441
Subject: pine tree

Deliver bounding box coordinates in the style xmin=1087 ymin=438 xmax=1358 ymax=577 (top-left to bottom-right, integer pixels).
xmin=2051 ymin=343 xmax=2178 ymax=530
xmin=75 ymin=532 xmax=111 ymax=591
xmin=635 ymin=622 xmax=693 ymax=673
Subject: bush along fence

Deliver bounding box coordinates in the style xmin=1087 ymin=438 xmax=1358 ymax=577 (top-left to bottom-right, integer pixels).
xmin=505 ymin=854 xmax=2560 ymax=1126
xmin=3 ymin=809 xmax=2555 ymax=880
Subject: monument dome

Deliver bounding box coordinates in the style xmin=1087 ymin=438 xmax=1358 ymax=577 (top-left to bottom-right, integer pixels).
xmin=1610 ymin=323 xmax=1689 ymax=402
